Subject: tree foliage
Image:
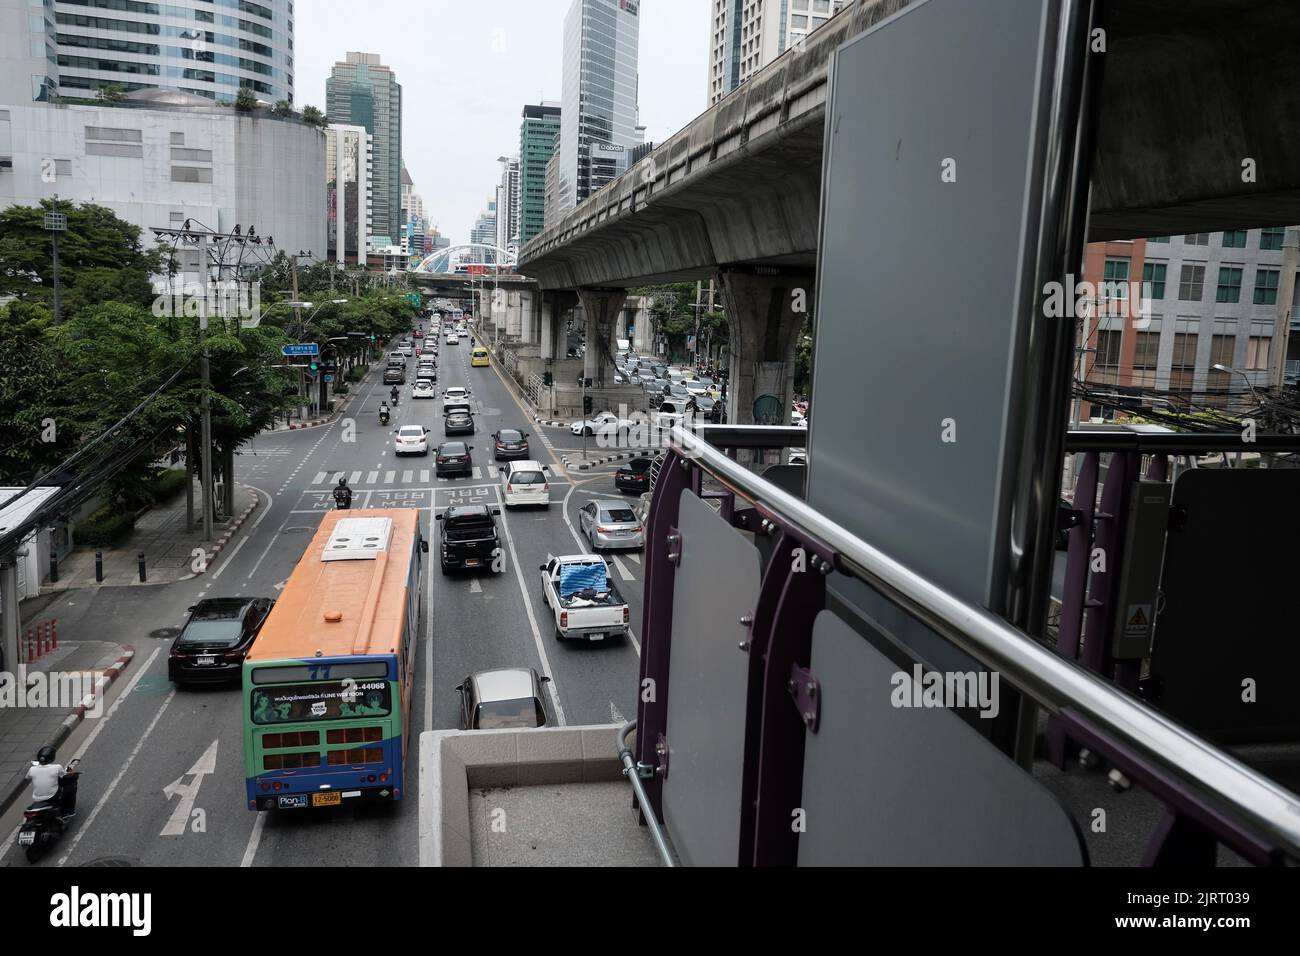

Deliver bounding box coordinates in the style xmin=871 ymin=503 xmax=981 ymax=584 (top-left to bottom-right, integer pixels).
xmin=234 ymin=87 xmax=258 ymax=112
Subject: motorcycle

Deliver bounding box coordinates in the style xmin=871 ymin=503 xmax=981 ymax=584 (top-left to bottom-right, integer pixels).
xmin=379 ymin=408 xmax=390 ymax=426
xmin=333 ymin=489 xmax=353 ymax=510
xmin=18 ymin=758 xmax=80 ymax=863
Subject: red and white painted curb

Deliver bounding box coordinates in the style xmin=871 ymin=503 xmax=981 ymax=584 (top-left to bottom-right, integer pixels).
xmin=198 ymin=493 xmax=260 ymax=570
xmin=63 ymin=645 xmax=135 ymax=725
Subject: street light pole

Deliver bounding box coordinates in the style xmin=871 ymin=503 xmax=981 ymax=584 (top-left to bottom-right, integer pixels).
xmin=198 ymin=233 xmax=214 ymax=541
xmin=44 ymin=198 xmax=68 ymax=325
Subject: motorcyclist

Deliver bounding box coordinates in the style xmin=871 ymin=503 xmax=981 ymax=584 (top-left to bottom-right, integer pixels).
xmin=379 ymin=401 xmax=390 ymax=424
xmin=390 ymin=385 xmax=399 ymax=405
xmin=333 ymin=476 xmax=353 ymax=510
xmin=26 ymin=746 xmax=71 ymax=814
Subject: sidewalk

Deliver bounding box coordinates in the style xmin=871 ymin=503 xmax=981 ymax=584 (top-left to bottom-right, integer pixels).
xmin=261 ymin=366 xmax=368 ymax=432
xmin=43 ymin=482 xmax=258 ymax=592
xmin=0 ymin=640 xmax=134 ymax=815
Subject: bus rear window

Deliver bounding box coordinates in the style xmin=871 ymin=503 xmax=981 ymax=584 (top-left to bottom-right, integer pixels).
xmin=250 ymin=680 xmax=391 ymax=724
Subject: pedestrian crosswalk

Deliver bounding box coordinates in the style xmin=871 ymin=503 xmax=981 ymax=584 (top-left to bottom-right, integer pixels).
xmin=309 ymin=463 xmax=555 ymax=488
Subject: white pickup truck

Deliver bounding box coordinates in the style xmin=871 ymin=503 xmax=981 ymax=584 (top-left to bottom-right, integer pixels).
xmin=538 ymin=553 xmax=630 ymax=643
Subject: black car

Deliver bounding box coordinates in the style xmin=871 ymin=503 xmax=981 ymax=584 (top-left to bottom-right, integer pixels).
xmin=444 ymin=411 xmax=475 ymax=436
xmin=435 ymin=440 xmax=474 ymax=477
xmin=492 ymin=428 xmax=530 ymax=461
xmin=614 ymin=456 xmax=655 ymax=494
xmin=168 ymin=597 xmax=274 ymax=685
xmin=436 ymin=504 xmax=502 ymax=574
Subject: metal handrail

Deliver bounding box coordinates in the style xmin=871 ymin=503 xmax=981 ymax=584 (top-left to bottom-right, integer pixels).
xmin=671 ymin=423 xmax=1300 ymax=857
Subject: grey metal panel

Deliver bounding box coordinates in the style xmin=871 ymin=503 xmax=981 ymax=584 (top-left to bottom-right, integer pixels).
xmin=806 ymin=0 xmax=1055 ymax=608
xmin=799 ymin=610 xmax=1084 ymax=865
xmin=1150 ymin=469 xmax=1300 ymax=744
xmin=660 ymin=488 xmax=762 ymax=866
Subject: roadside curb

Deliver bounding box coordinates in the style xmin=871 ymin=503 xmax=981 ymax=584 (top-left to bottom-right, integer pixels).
xmin=0 ymin=645 xmax=135 ymax=817
xmin=535 ymin=415 xmax=569 ymax=429
xmin=197 ymin=490 xmax=260 ymax=573
xmin=562 ymin=450 xmax=655 ymax=471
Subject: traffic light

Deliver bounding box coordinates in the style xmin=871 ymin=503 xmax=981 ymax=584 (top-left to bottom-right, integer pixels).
xmin=323 ymin=357 xmax=337 ymax=374
xmin=369 ymin=333 xmax=376 ymax=342
xmin=583 ymin=395 xmax=593 ymax=415
xmin=309 ymin=359 xmax=319 ymax=374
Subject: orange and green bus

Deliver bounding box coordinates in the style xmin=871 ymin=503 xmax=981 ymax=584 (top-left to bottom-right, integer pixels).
xmin=242 ymin=509 xmax=426 ymax=811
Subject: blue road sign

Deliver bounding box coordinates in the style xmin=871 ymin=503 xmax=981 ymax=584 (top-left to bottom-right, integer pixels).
xmin=324 ymin=374 xmax=334 ymax=383
xmin=282 ymin=343 xmax=319 ymax=356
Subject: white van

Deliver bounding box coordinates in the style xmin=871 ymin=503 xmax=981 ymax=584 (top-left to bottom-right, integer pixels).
xmin=502 ymin=460 xmax=550 ymax=508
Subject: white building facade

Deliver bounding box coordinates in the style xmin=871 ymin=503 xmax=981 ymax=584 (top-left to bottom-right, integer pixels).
xmin=0 ymin=92 xmax=326 ymax=268
xmin=326 ymin=123 xmax=371 ymax=267
xmin=707 ymin=0 xmax=848 ymax=105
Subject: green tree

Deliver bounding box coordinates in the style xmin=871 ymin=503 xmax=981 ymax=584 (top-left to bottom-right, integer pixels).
xmin=97 ymin=83 xmax=126 ymax=103
xmin=300 ymin=105 xmax=327 ymax=128
xmin=234 ymin=87 xmax=258 ymax=112
xmin=0 ymin=301 xmax=73 ymax=483
xmin=271 ymin=99 xmax=295 ymax=118
xmin=0 ymin=200 xmax=165 ymax=312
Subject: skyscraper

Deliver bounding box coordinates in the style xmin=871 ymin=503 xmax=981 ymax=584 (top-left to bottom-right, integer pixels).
xmin=495 ymin=154 xmax=521 ymax=257
xmin=559 ymin=0 xmax=642 ymax=213
xmin=326 ymin=52 xmax=402 ymax=248
xmin=707 ymin=0 xmax=848 ymax=105
xmin=326 ymin=123 xmax=373 ymax=267
xmin=518 ymin=102 xmax=561 ymax=247
xmin=0 ymin=0 xmax=294 ymax=104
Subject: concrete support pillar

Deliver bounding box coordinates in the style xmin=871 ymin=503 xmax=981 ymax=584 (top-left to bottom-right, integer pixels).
xmin=520 ymin=292 xmax=536 ymax=344
xmin=576 ymin=287 xmax=626 ymax=389
xmin=717 ymin=269 xmax=811 ymax=426
xmin=632 ymin=297 xmax=654 ymax=354
xmin=539 ymin=294 xmax=555 ymax=360
xmin=506 ymin=291 xmax=523 ymax=339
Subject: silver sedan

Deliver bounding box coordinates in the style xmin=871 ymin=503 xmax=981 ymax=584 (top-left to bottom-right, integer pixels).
xmin=578 ymin=499 xmax=644 ymax=550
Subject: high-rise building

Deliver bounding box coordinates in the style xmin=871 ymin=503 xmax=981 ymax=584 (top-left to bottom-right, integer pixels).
xmin=326 ymin=123 xmax=373 ymax=267
xmin=469 ymin=199 xmax=498 ymax=263
xmin=559 ymin=0 xmax=642 ymax=213
xmin=326 ymin=52 xmax=402 ymax=248
xmin=707 ymin=0 xmax=848 ymax=105
xmin=543 ymin=141 xmax=561 ymax=232
xmin=495 ymin=154 xmax=520 ymax=257
xmin=0 ymin=0 xmax=295 ymax=105
xmin=518 ymin=102 xmax=561 ymax=247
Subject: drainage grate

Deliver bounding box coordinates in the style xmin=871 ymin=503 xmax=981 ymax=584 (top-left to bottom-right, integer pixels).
xmin=83 ymin=856 xmax=136 ymax=867
xmin=148 ymin=627 xmax=180 ymax=640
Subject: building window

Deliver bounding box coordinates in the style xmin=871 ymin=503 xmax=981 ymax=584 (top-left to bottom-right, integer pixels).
xmin=1169 ymin=331 xmax=1198 ymax=398
xmin=1222 ymin=229 xmax=1248 ymax=248
xmin=1177 ymin=264 xmax=1205 ymax=301
xmin=1101 ymin=257 xmax=1129 ymax=307
xmin=791 ymin=14 xmax=808 ymax=27
xmin=1147 ymin=235 xmax=1170 ymax=243
xmin=1215 ymin=266 xmax=1242 ymax=303
xmin=1253 ymin=268 xmax=1279 ymax=305
xmin=171 ymin=165 xmax=212 ymax=183
xmin=1185 ymin=233 xmax=1211 ymax=245
xmin=170 ymin=131 xmax=184 ymax=145
xmin=1205 ymin=334 xmax=1236 ymax=407
xmin=1247 ymin=335 xmax=1270 ymax=370
xmin=1260 ymin=226 xmax=1284 ymax=251
xmin=1141 ymin=261 xmax=1167 ymax=299
xmin=1132 ymin=329 xmax=1160 ymax=388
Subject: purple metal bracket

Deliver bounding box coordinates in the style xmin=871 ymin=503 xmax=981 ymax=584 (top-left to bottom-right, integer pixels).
xmin=788 ymin=663 xmax=820 ymax=732
xmin=655 ymin=734 xmax=670 ymax=780
xmin=666 ymin=526 xmax=682 ymax=565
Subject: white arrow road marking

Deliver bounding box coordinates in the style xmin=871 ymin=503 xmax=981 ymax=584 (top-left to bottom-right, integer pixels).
xmin=273 ymin=578 xmax=287 ymax=591
xmin=469 ymin=578 xmax=482 ymax=594
xmin=610 ymin=700 xmax=625 ymax=723
xmin=626 ymin=553 xmax=640 ymax=565
xmin=161 ymin=739 xmax=219 ymax=837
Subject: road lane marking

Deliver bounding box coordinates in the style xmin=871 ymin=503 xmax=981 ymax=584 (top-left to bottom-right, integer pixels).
xmin=209 ymin=533 xmax=249 ymax=580
xmin=609 ymin=553 xmax=634 ymax=581
xmin=626 ymin=553 xmax=640 ymax=565
xmin=160 ymin=739 xmax=218 ymax=837
xmin=469 ymin=578 xmax=482 ymax=594
xmin=240 ymin=812 xmax=267 ymax=867
xmin=402 ymin=469 xmax=413 ymax=482
xmin=495 ymin=487 xmax=567 ymax=726
xmin=471 ymin=466 xmax=482 ymax=480
xmin=312 ymin=471 xmax=327 ymax=484
xmin=350 ymin=471 xmax=362 ymax=484
xmin=420 ymin=469 xmax=430 ymax=482
xmin=367 ymin=470 xmax=379 ymax=483
xmin=58 ymin=685 xmax=178 ymax=865
xmin=384 ymin=470 xmax=396 ymax=483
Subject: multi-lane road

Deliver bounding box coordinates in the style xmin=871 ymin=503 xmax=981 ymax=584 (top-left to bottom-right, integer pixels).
xmin=0 ymin=327 xmax=649 ymax=867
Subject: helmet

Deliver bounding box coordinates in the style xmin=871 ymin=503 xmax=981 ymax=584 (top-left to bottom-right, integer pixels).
xmin=337 ymin=476 xmax=348 ymax=488
xmin=36 ymin=745 xmax=56 ymax=765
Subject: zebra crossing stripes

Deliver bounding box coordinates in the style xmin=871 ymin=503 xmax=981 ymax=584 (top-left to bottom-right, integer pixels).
xmin=366 ymin=470 xmax=379 ymax=483
xmin=384 ymin=470 xmax=396 ymax=483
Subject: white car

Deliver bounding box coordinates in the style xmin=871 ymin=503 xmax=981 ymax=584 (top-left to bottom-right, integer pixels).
xmin=393 ymin=424 xmax=430 ymax=456
xmin=684 ymin=380 xmax=709 ymax=398
xmin=570 ymin=411 xmax=633 ymax=437
xmin=446 ymin=332 xmax=459 ymax=345
xmin=444 ymin=386 xmax=470 ymax=402
xmin=412 ymin=381 xmax=436 ymax=399
xmin=501 ymin=460 xmax=550 ymax=508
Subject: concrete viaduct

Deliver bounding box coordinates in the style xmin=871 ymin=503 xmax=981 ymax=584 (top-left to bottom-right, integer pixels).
xmin=491 ymin=0 xmax=1300 ymax=424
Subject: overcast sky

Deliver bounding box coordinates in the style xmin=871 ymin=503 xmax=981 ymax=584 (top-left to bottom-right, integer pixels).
xmin=299 ymin=0 xmax=711 ymax=245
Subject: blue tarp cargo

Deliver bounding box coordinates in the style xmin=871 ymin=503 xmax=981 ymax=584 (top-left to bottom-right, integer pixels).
xmin=559 ymin=561 xmax=607 ymax=597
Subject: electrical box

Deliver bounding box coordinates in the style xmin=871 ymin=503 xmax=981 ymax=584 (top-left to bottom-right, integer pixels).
xmin=1109 ymin=480 xmax=1172 ymax=660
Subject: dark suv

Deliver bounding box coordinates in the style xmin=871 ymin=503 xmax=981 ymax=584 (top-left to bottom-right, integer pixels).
xmin=168 ymin=597 xmax=274 ymax=685
xmin=436 ymin=504 xmax=502 ymax=574
xmin=492 ymin=428 xmax=530 ymax=461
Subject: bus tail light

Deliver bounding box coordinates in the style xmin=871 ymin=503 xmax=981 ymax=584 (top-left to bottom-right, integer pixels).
xmin=560 ymin=611 xmax=568 ymax=628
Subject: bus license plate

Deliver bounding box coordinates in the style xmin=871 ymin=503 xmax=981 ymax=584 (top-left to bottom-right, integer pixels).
xmin=196 ymin=656 xmax=215 ymax=666
xmin=18 ymin=830 xmax=35 ymax=845
xmin=312 ymin=792 xmax=341 ymax=807
xmin=277 ymin=795 xmax=308 ymax=809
